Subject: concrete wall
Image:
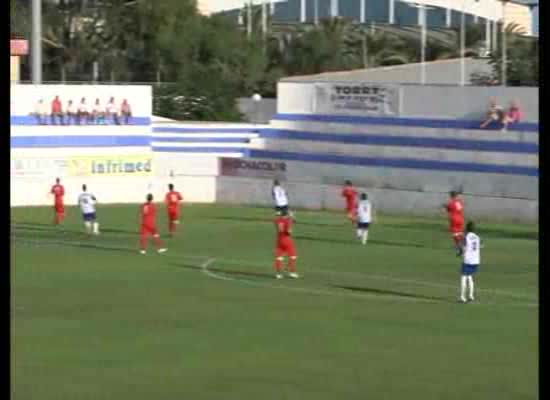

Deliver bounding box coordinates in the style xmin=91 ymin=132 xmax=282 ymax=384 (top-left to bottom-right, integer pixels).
xmin=215 ymin=176 xmax=538 ymax=223
xmin=237 ymin=98 xmax=278 ymax=124
xmin=283 ymin=58 xmax=494 ymax=86
xmin=277 ymin=81 xmax=539 ymax=122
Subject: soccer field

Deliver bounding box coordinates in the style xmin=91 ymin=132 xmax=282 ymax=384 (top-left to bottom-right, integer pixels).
xmin=11 ymin=204 xmax=538 ymax=400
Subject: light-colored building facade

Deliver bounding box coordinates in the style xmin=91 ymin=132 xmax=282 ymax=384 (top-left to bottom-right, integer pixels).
xmin=202 ymin=0 xmax=534 ymax=36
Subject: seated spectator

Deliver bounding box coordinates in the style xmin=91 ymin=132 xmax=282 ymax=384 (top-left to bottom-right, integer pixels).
xmin=480 ymin=98 xmax=504 ymax=129
xmin=31 ymin=98 xmax=48 ymax=125
xmin=501 ymin=100 xmax=523 ymax=132
xmin=105 ymin=97 xmax=119 ymax=125
xmin=77 ymin=97 xmax=90 ymax=125
xmin=120 ymin=99 xmax=132 ymax=124
xmin=51 ymin=95 xmax=64 ymax=125
xmin=92 ymin=98 xmax=106 ymax=124
xmin=66 ymin=100 xmax=76 ymax=124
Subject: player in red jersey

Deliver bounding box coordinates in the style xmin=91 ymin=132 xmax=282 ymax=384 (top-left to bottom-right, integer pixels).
xmin=164 ymin=183 xmax=183 ymax=237
xmin=443 ymin=191 xmax=465 ymax=255
xmin=274 ymin=208 xmax=299 ymax=279
xmin=50 ymin=178 xmax=65 ymax=225
xmin=139 ymin=194 xmax=167 ymax=254
xmin=341 ymin=180 xmax=358 ymax=224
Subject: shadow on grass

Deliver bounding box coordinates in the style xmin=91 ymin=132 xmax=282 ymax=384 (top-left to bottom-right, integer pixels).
xmin=11 ymin=236 xmax=137 ymax=255
xmin=382 ymin=221 xmax=538 ymax=241
xmin=332 ymin=284 xmax=452 ymax=303
xmin=294 ymin=234 xmax=427 ymax=249
xmin=206 ymin=215 xmax=344 ymax=228
xmin=170 ymin=262 xmax=274 ymax=279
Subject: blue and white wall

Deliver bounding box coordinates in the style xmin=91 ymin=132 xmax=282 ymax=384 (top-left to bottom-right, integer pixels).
xmin=11 ymin=83 xmax=539 ymax=222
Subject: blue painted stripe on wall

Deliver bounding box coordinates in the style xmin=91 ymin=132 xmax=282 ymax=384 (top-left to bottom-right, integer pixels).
xmin=11 ymin=135 xmax=150 ymax=148
xmin=152 ymin=147 xmax=250 ymax=154
xmin=273 ymin=113 xmax=539 ymax=132
xmin=11 ymin=116 xmax=151 ymax=126
xmin=153 ymin=137 xmax=250 ymax=143
xmin=153 ymin=127 xmax=261 ymax=133
xmin=249 ymin=149 xmax=538 ymax=177
xmin=260 ymin=129 xmax=538 ymax=154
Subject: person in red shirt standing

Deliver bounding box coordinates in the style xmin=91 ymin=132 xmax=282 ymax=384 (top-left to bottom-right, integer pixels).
xmin=443 ymin=191 xmax=465 ymax=255
xmin=341 ymin=180 xmax=358 ymax=224
xmin=164 ymin=183 xmax=183 ymax=237
xmin=50 ymin=178 xmax=65 ymax=225
xmin=139 ymin=194 xmax=167 ymax=254
xmin=51 ymin=95 xmax=64 ymax=125
xmin=274 ymin=209 xmax=299 ymax=279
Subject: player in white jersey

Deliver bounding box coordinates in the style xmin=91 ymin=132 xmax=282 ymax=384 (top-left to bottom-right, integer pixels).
xmin=356 ymin=193 xmax=372 ymax=245
xmin=272 ymin=180 xmax=289 ymax=213
xmin=459 ymin=221 xmax=481 ymax=303
xmin=78 ymin=184 xmax=100 ymax=235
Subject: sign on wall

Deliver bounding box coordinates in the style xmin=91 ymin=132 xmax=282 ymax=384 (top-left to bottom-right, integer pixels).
xmin=313 ymin=82 xmax=400 ymax=116
xmin=10 ymin=157 xmax=67 ymax=178
xmin=68 ymin=155 xmax=153 ymax=177
xmin=11 ymin=154 xmax=153 ymax=178
xmin=220 ymin=158 xmax=286 ymax=180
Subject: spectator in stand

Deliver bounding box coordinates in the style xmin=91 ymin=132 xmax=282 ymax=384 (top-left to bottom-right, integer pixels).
xmin=501 ymin=100 xmax=523 ymax=132
xmin=77 ymin=97 xmax=90 ymax=125
xmin=31 ymin=98 xmax=48 ymax=125
xmin=105 ymin=97 xmax=119 ymax=125
xmin=51 ymin=95 xmax=64 ymax=125
xmin=480 ymin=98 xmax=504 ymax=129
xmin=120 ymin=99 xmax=132 ymax=124
xmin=92 ymin=98 xmax=106 ymax=124
xmin=66 ymin=99 xmax=76 ymax=125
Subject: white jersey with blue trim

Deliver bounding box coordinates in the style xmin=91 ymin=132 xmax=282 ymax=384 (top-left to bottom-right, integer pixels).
xmin=463 ymin=232 xmax=481 ymax=265
xmin=78 ymin=192 xmax=97 ymax=214
xmin=357 ymin=200 xmax=372 ymax=223
xmin=272 ymin=185 xmax=288 ymax=207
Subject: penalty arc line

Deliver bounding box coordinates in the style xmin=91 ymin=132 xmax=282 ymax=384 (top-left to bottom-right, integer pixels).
xmin=13 ymin=235 xmax=538 ymax=307
xmin=200 ymin=258 xmax=482 ymax=306
xmin=199 ymin=258 xmax=538 ymax=308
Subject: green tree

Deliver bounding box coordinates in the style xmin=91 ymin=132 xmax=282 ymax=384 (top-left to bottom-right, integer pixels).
xmin=488 ymin=26 xmax=538 ymax=86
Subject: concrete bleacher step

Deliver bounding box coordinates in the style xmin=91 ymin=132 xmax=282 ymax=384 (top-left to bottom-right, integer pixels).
xmin=250 ymin=137 xmax=538 ymax=168
xmin=150 ymin=123 xmax=263 ymax=157
xmin=269 ymin=119 xmax=539 ymax=144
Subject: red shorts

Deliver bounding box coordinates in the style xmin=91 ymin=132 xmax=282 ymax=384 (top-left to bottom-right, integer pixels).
xmin=275 ymin=238 xmax=296 ymax=257
xmin=167 ymin=209 xmax=179 ymax=221
xmin=140 ymin=224 xmax=158 ymax=236
xmin=346 ymin=205 xmax=356 ymax=217
xmin=54 ymin=203 xmax=64 ymax=213
xmin=450 ymin=220 xmax=464 ymax=235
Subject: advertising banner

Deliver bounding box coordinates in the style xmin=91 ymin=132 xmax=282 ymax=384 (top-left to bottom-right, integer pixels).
xmin=313 ymin=82 xmax=400 ymax=116
xmin=220 ymin=158 xmax=286 ymax=180
xmin=67 ymin=155 xmax=153 ymax=177
xmin=11 ymin=154 xmax=153 ymax=177
xmin=10 ymin=157 xmax=67 ymax=178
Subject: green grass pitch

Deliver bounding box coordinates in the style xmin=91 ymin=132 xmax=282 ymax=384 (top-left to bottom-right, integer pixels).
xmin=11 ymin=204 xmax=538 ymax=400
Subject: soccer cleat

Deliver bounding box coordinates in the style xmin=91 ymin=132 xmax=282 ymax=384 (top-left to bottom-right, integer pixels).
xmin=459 ymin=297 xmax=467 ymax=303
xmin=275 ymin=274 xmax=284 ymax=279
xmin=468 ymin=296 xmax=475 ymax=302
xmin=158 ymin=248 xmax=167 ymax=254
xmin=140 ymin=250 xmax=146 ymax=255
xmin=288 ymin=272 xmax=300 ymax=279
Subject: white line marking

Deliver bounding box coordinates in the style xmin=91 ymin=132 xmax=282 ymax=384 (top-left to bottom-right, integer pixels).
xmin=199 ymin=258 xmax=537 ymax=307
xmin=14 ymin=235 xmax=538 ymax=307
